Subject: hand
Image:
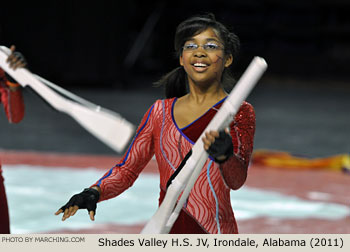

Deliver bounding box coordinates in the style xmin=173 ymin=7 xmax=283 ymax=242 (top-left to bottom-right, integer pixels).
xmin=4 ymin=45 xmax=27 ymax=90
xmin=6 ymin=45 xmax=27 ymax=70
xmin=202 ymin=128 xmax=233 ymax=163
xmin=55 ymin=188 xmax=100 ymax=221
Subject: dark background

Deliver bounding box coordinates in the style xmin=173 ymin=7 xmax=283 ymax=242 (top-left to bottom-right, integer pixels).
xmin=1 ymin=0 xmax=350 ymax=87
xmin=1 ymin=0 xmax=350 ymax=157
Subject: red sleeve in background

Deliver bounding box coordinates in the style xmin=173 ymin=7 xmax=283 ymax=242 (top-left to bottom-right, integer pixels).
xmin=0 ymin=68 xmax=25 ymax=123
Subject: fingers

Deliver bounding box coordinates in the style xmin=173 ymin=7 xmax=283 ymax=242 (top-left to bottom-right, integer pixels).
xmin=6 ymin=45 xmax=26 ymax=70
xmin=8 ymin=55 xmax=26 ymax=69
xmin=202 ymin=130 xmax=219 ymax=150
xmin=71 ymin=205 xmax=79 ymax=217
xmin=6 ymin=46 xmax=16 ymax=64
xmin=202 ymin=128 xmax=231 ymax=150
xmin=6 ymin=55 xmax=20 ymax=69
xmin=10 ymin=45 xmax=15 ymax=53
xmin=86 ymin=202 xmax=97 ymax=221
xmin=12 ymin=59 xmax=26 ymax=69
xmin=89 ymin=211 xmax=95 ymax=221
xmin=55 ymin=189 xmax=99 ymax=222
xmin=54 ymin=209 xmax=63 ymax=216
xmin=58 ymin=205 xmax=79 ymax=221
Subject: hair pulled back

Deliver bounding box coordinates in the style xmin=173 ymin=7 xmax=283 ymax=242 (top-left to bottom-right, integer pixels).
xmin=156 ymin=13 xmax=240 ymax=98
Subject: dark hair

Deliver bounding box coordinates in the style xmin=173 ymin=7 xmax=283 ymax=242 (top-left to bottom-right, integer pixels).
xmin=155 ymin=13 xmax=240 ymax=98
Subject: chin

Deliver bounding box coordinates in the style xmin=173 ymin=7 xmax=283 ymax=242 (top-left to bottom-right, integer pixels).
xmin=191 ymin=76 xmax=218 ymax=86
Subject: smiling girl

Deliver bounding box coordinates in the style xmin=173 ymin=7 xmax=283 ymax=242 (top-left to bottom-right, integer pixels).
xmin=56 ymin=13 xmax=256 ymax=234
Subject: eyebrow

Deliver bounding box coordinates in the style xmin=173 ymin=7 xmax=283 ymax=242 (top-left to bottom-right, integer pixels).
xmin=206 ymin=38 xmax=220 ymax=43
xmin=185 ymin=38 xmax=221 ymax=43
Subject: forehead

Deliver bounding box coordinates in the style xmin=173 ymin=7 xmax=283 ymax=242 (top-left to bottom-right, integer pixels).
xmin=187 ymin=27 xmax=220 ymax=42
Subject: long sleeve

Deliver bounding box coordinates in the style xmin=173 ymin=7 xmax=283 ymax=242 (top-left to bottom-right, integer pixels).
xmin=220 ymin=102 xmax=256 ymax=190
xmin=0 ymin=68 xmax=25 ymax=123
xmin=91 ymin=102 xmax=158 ymax=202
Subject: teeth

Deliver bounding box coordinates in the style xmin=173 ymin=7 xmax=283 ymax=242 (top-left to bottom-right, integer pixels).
xmin=193 ymin=63 xmax=207 ymax=67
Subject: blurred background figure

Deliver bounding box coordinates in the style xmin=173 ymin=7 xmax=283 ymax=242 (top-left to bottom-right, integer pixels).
xmin=0 ymin=45 xmax=27 ymax=233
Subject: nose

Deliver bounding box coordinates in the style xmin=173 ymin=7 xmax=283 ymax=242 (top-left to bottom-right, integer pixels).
xmin=194 ymin=48 xmax=206 ymax=57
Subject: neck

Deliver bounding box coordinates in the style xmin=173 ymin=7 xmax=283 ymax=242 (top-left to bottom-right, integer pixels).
xmin=187 ymin=80 xmax=227 ymax=104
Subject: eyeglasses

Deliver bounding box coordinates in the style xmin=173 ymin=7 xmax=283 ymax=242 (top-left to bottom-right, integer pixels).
xmin=182 ymin=42 xmax=223 ymax=52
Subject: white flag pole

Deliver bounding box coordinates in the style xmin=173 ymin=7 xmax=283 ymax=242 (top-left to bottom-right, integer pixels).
xmin=141 ymin=56 xmax=268 ymax=233
xmin=0 ymin=46 xmax=134 ymax=153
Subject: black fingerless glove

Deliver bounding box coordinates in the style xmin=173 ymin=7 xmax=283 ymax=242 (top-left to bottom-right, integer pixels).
xmin=60 ymin=188 xmax=100 ymax=214
xmin=206 ymin=130 xmax=233 ymax=164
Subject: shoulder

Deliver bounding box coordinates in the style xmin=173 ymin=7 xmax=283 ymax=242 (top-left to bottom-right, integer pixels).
xmin=239 ymin=101 xmax=255 ymax=115
xmin=146 ymin=97 xmax=176 ymax=117
xmin=152 ymin=97 xmax=176 ymax=112
xmin=233 ymin=101 xmax=256 ymax=124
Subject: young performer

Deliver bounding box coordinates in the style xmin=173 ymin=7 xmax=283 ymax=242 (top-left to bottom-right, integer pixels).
xmin=0 ymin=45 xmax=27 ymax=234
xmin=56 ymin=13 xmax=256 ymax=234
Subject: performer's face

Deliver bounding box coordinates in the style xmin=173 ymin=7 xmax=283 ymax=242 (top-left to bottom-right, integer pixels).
xmin=180 ymin=27 xmax=232 ymax=87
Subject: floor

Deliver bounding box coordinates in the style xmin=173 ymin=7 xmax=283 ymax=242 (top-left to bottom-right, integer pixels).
xmin=1 ymin=75 xmax=350 ymax=233
xmin=1 ymin=150 xmax=349 ymax=234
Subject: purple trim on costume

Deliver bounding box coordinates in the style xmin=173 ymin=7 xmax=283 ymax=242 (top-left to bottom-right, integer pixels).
xmin=180 ymin=97 xmax=227 ymax=131
xmin=171 ymin=97 xmax=227 ymax=162
xmin=97 ymin=104 xmax=155 ymax=186
xmin=171 ymin=97 xmax=194 ymax=145
xmin=207 ymin=160 xmax=221 ymax=234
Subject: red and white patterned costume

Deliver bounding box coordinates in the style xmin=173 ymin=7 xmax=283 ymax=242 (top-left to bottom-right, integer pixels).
xmin=93 ymin=97 xmax=255 ymax=233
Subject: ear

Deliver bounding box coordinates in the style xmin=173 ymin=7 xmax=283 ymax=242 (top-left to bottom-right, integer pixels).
xmin=224 ymin=54 xmax=233 ymax=68
xmin=179 ymin=55 xmax=184 ymax=66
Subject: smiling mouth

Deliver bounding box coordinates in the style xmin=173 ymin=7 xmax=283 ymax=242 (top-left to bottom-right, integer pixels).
xmin=192 ymin=63 xmax=209 ymax=67
xmin=191 ymin=63 xmax=209 ymax=72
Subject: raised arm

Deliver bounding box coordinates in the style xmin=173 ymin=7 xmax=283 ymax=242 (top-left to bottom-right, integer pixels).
xmin=203 ymin=102 xmax=255 ymax=190
xmin=219 ymin=102 xmax=255 ymax=189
